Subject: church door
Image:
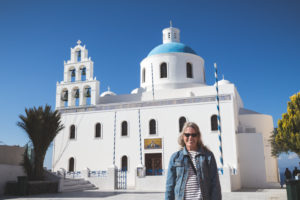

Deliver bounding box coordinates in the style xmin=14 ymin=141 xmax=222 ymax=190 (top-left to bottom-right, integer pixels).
xmin=145 ymin=153 xmax=162 ymax=176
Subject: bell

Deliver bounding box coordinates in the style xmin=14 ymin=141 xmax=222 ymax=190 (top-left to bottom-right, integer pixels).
xmin=71 ymin=70 xmax=75 ymax=77
xmin=81 ymin=68 xmax=86 ymax=76
xmin=61 ymin=91 xmax=68 ymax=101
xmin=75 ymin=89 xmax=79 ymax=98
xmin=85 ymin=88 xmax=91 ymax=97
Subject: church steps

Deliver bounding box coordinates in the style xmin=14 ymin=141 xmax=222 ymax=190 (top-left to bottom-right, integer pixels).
xmin=62 ymin=178 xmax=98 ymax=192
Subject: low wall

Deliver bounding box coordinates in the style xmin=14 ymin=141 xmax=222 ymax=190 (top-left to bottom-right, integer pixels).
xmin=86 ymin=168 xmax=116 ymax=190
xmin=135 ymin=175 xmax=166 ymax=192
xmin=0 ymin=164 xmax=25 ymax=195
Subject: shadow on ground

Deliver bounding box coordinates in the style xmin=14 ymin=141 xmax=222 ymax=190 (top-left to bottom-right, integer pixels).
xmin=3 ymin=191 xmax=164 ymax=199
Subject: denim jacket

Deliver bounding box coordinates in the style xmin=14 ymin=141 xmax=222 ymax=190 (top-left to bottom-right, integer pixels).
xmin=165 ymin=146 xmax=221 ymax=200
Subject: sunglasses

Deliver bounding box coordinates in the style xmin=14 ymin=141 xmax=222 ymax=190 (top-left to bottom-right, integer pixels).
xmin=184 ymin=133 xmax=198 ymax=138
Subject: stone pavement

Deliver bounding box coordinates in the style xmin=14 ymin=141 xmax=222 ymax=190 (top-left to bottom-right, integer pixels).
xmin=2 ymin=189 xmax=287 ymax=200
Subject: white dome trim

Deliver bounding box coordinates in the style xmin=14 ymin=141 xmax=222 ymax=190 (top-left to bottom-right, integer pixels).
xmin=100 ymin=86 xmax=116 ymax=97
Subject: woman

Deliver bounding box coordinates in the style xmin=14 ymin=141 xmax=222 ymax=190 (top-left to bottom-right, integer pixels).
xmin=165 ymin=122 xmax=221 ymax=200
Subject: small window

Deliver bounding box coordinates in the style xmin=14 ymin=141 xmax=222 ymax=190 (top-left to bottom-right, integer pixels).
xmin=142 ymin=68 xmax=146 ymax=83
xmin=70 ymin=125 xmax=76 ymax=139
xmin=69 ymin=157 xmax=75 ymax=172
xmin=168 ymin=33 xmax=170 ymax=38
xmin=149 ymin=119 xmax=156 ymax=135
xmin=160 ymin=63 xmax=167 ymax=78
xmin=121 ymin=156 xmax=128 ymax=171
xmin=95 ymin=123 xmax=101 ymax=138
xmin=179 ymin=117 xmax=186 ymax=132
xmin=121 ymin=121 xmax=128 ymax=136
xmin=187 ymin=63 xmax=193 ymax=78
xmin=211 ymin=115 xmax=218 ymax=131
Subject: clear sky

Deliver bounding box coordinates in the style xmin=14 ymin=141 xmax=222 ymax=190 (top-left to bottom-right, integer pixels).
xmin=0 ymin=0 xmax=299 ymax=169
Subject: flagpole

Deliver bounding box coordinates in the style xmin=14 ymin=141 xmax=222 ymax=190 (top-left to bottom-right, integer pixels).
xmin=214 ymin=62 xmax=224 ymax=175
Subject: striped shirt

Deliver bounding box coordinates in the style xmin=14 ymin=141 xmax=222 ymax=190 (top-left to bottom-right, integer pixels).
xmin=184 ymin=151 xmax=202 ymax=200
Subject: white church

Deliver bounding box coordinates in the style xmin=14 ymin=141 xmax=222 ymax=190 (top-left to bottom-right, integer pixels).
xmin=52 ymin=25 xmax=279 ymax=191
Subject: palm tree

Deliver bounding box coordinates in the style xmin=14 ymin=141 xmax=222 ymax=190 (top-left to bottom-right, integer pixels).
xmin=17 ymin=105 xmax=64 ymax=180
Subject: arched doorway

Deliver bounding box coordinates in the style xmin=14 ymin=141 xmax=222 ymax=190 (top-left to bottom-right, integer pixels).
xmin=69 ymin=157 xmax=75 ymax=172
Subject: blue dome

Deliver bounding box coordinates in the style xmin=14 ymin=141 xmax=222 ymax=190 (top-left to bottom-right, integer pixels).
xmin=148 ymin=42 xmax=197 ymax=57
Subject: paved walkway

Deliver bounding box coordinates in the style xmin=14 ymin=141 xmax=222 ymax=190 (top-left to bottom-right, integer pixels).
xmin=2 ymin=189 xmax=287 ymax=200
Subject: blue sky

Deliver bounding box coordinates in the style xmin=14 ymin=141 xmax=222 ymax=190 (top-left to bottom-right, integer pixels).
xmin=0 ymin=0 xmax=299 ymax=169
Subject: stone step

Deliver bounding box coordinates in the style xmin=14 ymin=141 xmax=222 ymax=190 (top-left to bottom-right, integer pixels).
xmin=62 ymin=183 xmax=98 ymax=192
xmin=63 ymin=179 xmax=89 ymax=186
xmin=264 ymin=182 xmax=281 ymax=188
xmin=62 ymin=178 xmax=98 ymax=192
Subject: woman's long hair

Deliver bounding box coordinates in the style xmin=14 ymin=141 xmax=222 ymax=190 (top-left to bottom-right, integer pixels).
xmin=178 ymin=122 xmax=208 ymax=151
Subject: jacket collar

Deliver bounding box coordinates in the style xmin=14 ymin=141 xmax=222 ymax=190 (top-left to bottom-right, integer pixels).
xmin=183 ymin=146 xmax=206 ymax=156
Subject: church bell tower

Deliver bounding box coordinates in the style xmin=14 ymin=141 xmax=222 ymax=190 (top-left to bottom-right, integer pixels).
xmin=56 ymin=40 xmax=100 ymax=108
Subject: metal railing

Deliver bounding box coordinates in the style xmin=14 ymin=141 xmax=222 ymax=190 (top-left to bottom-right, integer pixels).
xmin=66 ymin=171 xmax=82 ymax=179
xmin=89 ymin=170 xmax=107 ymax=178
xmin=117 ymin=169 xmax=127 ymax=189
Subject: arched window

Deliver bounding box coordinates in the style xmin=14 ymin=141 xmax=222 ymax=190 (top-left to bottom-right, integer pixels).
xmin=84 ymin=87 xmax=91 ymax=105
xmin=142 ymin=68 xmax=146 ymax=83
xmin=186 ymin=63 xmax=193 ymax=78
xmin=211 ymin=115 xmax=218 ymax=131
xmin=121 ymin=121 xmax=128 ymax=136
xmin=179 ymin=117 xmax=186 ymax=132
xmin=95 ymin=123 xmax=101 ymax=138
xmin=203 ymin=68 xmax=206 ymax=83
xmin=70 ymin=125 xmax=76 ymax=139
xmin=70 ymin=69 xmax=76 ymax=82
xmin=69 ymin=157 xmax=75 ymax=172
xmin=160 ymin=63 xmax=167 ymax=78
xmin=121 ymin=156 xmax=128 ymax=171
xmin=77 ymin=50 xmax=81 ymax=62
xmin=73 ymin=88 xmax=79 ymax=106
xmin=81 ymin=67 xmax=86 ymax=81
xmin=149 ymin=119 xmax=156 ymax=135
xmin=61 ymin=89 xmax=68 ymax=107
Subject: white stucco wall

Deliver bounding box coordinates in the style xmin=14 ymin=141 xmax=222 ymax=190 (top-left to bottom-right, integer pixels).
xmin=237 ymin=133 xmax=267 ymax=188
xmin=239 ymin=112 xmax=278 ymax=183
xmin=140 ymin=53 xmax=205 ymax=91
xmin=53 ymin=94 xmax=238 ymax=189
xmin=53 ymin=29 xmax=277 ymax=191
